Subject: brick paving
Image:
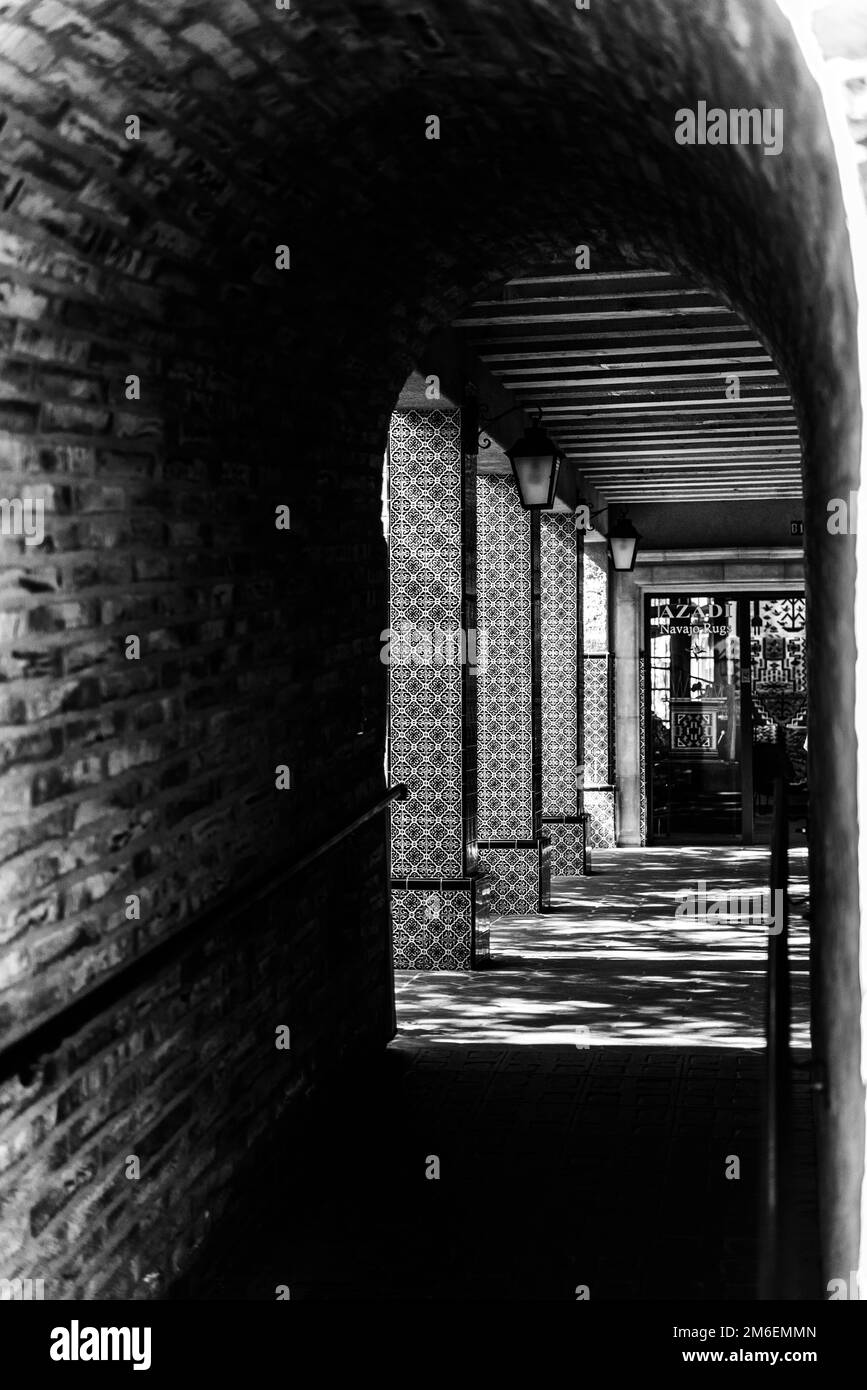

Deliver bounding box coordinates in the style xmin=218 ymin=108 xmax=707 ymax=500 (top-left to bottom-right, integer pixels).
xmin=176 ymin=848 xmax=819 ymax=1300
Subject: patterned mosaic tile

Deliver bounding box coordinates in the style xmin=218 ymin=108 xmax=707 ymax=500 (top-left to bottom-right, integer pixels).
xmin=545 ymin=820 xmax=586 ymax=875
xmin=388 ymin=409 xmax=464 ymax=878
xmin=639 ymin=655 xmax=648 ymax=846
xmin=541 ymin=514 xmax=579 ymax=818
xmin=392 ymin=886 xmax=473 ymax=970
xmin=583 ymin=542 xmax=608 ymax=655
xmin=476 ymin=476 xmax=533 ymax=841
xmin=584 ymin=788 xmax=616 ymax=849
xmin=584 ymin=655 xmax=611 ymax=788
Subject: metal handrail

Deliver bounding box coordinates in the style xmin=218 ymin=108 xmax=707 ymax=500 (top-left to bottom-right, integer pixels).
xmin=0 ymin=783 xmax=408 ymax=1086
xmin=759 ymin=724 xmax=791 ymax=1298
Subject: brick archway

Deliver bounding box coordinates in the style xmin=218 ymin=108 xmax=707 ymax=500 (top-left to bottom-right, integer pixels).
xmin=0 ymin=0 xmax=863 ymax=1298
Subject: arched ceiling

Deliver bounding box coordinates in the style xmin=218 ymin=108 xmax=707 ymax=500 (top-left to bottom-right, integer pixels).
xmin=0 ymin=0 xmax=860 ymax=519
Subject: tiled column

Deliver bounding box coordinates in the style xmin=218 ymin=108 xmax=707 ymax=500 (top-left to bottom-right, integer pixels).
xmin=387 ymin=407 xmax=490 ymax=970
xmin=639 ymin=654 xmax=649 ymax=846
xmin=582 ymin=541 xmax=617 ymax=852
xmin=541 ymin=513 xmax=585 ymax=875
xmin=476 ymin=475 xmax=550 ymax=914
xmin=613 ymin=567 xmax=644 ymax=846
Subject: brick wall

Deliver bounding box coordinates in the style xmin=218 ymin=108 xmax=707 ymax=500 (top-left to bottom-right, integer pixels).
xmin=0 ymin=1 xmax=397 ymax=1299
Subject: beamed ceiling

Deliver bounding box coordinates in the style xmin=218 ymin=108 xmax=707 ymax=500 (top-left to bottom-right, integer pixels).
xmin=454 ymin=265 xmax=803 ymax=504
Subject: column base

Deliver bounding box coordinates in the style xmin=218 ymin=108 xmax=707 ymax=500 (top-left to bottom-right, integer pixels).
xmin=391 ymin=872 xmax=492 ymax=970
xmin=477 ymin=838 xmax=551 ymax=914
xmin=542 ymin=816 xmax=587 ymax=875
xmin=583 ymin=787 xmax=617 ymax=850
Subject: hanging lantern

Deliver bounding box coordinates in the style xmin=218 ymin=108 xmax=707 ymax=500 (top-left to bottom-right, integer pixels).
xmin=606 ymin=510 xmax=641 ymax=571
xmin=506 ymin=410 xmax=562 ymax=511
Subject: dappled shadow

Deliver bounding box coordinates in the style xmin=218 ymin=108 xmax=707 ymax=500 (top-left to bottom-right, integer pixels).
xmin=396 ymin=847 xmax=810 ymax=1047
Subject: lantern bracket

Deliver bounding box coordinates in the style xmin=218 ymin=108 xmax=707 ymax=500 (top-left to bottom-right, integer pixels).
xmin=477 ymin=402 xmax=541 ymax=449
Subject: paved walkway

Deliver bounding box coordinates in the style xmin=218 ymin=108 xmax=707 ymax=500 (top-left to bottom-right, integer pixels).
xmin=176 ymin=847 xmax=819 ymax=1300
xmin=396 ymin=847 xmax=811 ymax=1047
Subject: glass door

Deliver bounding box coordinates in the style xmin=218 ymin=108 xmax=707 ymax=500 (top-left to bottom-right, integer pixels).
xmin=647 ymin=595 xmax=742 ymax=840
xmin=645 ymin=591 xmax=808 ymax=844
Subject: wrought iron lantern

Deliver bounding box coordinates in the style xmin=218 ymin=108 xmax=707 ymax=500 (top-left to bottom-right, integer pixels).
xmin=505 ymin=408 xmax=562 ymax=511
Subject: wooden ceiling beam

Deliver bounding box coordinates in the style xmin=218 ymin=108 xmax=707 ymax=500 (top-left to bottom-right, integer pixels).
xmin=494 ymin=283 xmax=716 ymax=305
xmin=581 ymin=448 xmax=798 ymax=459
xmin=498 ymin=369 xmax=781 ymax=390
xmin=560 ymin=437 xmax=798 ymax=450
xmin=579 ymin=468 xmax=801 ymax=479
xmin=598 ymin=482 xmax=801 ymax=492
xmin=451 ymin=264 xmax=800 ymax=505
xmin=468 ymin=324 xmax=759 ymax=346
xmin=503 ymin=270 xmax=686 ymax=294
xmin=537 ymin=397 xmax=792 ymax=414
xmin=561 ymin=423 xmax=797 ymax=436
xmin=454 ymin=306 xmax=740 ymax=329
xmin=478 ymin=348 xmax=771 ymax=368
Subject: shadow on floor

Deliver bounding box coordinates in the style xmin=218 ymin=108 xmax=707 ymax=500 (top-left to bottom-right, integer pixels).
xmin=172 ymin=1041 xmax=820 ymax=1301
xmin=396 ymin=847 xmax=810 ymax=1047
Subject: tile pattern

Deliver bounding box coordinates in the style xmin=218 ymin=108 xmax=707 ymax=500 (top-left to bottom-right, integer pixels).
xmin=583 ymin=655 xmax=611 ymax=787
xmin=545 ymin=819 xmax=586 ymax=875
xmin=584 ymin=787 xmax=616 ymax=849
xmin=461 ymin=415 xmax=480 ymax=875
xmin=581 ymin=545 xmax=613 ymax=850
xmin=391 ymin=886 xmax=473 ymax=970
xmin=388 ymin=409 xmax=464 ymax=878
xmin=639 ymin=655 xmax=648 ymax=846
xmin=476 ymin=476 xmax=533 ymax=841
xmin=479 ymin=844 xmax=547 ymax=915
xmin=540 ymin=514 xmax=578 ymax=817
xmin=582 ymin=543 xmax=609 ymax=655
